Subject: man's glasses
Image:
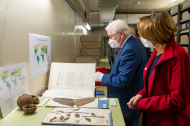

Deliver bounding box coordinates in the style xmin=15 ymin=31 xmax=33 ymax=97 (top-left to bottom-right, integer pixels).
xmin=108 ymin=32 xmax=119 ymax=39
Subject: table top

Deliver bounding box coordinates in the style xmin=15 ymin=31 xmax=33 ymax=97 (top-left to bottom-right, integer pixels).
xmin=95 ymin=85 xmax=107 ymax=98
xmin=0 ymin=86 xmax=125 ymax=126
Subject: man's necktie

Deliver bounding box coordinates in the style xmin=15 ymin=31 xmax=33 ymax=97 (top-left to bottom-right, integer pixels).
xmin=118 ymin=48 xmax=121 ymax=52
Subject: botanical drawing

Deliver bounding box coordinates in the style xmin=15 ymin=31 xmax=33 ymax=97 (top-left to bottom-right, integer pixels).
xmin=52 ymin=98 xmax=95 ymax=107
xmin=48 ymin=108 xmax=106 ymax=124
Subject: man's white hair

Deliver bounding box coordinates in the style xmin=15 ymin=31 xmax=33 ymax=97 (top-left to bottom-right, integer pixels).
xmin=105 ymin=19 xmax=130 ymax=35
xmin=130 ymin=27 xmax=136 ymax=35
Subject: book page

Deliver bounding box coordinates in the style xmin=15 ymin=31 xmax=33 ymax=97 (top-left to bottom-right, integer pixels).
xmin=48 ymin=62 xmax=95 ymax=91
xmin=42 ymin=90 xmax=94 ymax=98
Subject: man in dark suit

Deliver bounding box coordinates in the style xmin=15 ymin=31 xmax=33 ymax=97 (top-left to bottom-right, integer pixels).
xmin=94 ymin=19 xmax=147 ymax=126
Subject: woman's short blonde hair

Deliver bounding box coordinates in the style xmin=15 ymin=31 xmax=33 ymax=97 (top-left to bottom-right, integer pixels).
xmin=137 ymin=11 xmax=177 ymax=44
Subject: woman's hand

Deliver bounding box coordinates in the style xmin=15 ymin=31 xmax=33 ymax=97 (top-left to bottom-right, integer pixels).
xmin=127 ymin=94 xmax=142 ymax=110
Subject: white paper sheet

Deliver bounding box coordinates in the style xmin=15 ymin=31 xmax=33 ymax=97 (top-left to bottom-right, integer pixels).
xmin=42 ymin=90 xmax=94 ymax=98
xmin=0 ymin=62 xmax=30 ymax=117
xmin=42 ymin=108 xmax=111 ymax=125
xmin=29 ymin=33 xmax=51 ymax=79
xmin=48 ymin=63 xmax=95 ymax=91
xmin=99 ymin=98 xmax=108 ymax=100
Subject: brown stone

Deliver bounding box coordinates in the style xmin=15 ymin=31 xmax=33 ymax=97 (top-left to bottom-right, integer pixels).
xmin=17 ymin=94 xmax=33 ymax=109
xmin=22 ymin=104 xmax=37 ymax=114
xmin=31 ymin=95 xmax=40 ymax=104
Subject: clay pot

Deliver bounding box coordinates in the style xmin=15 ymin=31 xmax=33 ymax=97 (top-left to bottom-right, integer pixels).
xmin=23 ymin=104 xmax=37 ymax=114
xmin=31 ymin=95 xmax=40 ymax=104
xmin=17 ymin=94 xmax=33 ymax=109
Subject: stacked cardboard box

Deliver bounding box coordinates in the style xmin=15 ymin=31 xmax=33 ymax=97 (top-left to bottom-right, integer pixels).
xmin=76 ymin=57 xmax=95 ymax=63
xmin=76 ymin=35 xmax=100 ymax=63
xmin=76 ymin=56 xmax=100 ymax=63
xmin=76 ymin=35 xmax=81 ymax=57
xmin=182 ymin=0 xmax=190 ymax=20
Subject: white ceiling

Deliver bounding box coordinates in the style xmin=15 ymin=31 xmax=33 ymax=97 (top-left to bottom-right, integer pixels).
xmin=85 ymin=0 xmax=185 ymax=13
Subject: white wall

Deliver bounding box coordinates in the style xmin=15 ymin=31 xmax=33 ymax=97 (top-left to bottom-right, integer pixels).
xmin=0 ymin=0 xmax=87 ymax=95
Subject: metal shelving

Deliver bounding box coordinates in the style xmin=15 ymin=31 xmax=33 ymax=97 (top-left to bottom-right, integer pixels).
xmin=180 ymin=18 xmax=190 ymax=24
xmin=179 ymin=42 xmax=189 ymax=46
xmin=180 ymin=30 xmax=189 ymax=35
xmin=171 ymin=11 xmax=178 ymax=17
xmin=171 ymin=4 xmax=190 ymax=55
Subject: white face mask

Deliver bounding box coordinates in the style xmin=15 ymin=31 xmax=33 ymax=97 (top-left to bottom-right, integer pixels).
xmin=140 ymin=37 xmax=155 ymax=48
xmin=108 ymin=39 xmax=119 ymax=48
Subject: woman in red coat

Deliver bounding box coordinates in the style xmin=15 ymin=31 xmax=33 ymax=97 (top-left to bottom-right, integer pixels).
xmin=127 ymin=11 xmax=190 ymax=126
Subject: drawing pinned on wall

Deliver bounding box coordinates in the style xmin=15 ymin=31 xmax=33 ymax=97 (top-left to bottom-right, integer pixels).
xmin=0 ymin=69 xmax=25 ymax=91
xmin=0 ymin=62 xmax=30 ymax=117
xmin=29 ymin=33 xmax=51 ymax=79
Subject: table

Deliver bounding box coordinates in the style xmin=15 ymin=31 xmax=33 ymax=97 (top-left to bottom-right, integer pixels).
xmin=0 ymin=86 xmax=125 ymax=126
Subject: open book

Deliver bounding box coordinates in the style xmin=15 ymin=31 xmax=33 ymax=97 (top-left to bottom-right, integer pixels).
xmin=42 ymin=62 xmax=96 ymax=98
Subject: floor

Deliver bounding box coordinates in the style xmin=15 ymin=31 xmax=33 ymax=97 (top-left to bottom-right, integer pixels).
xmin=96 ymin=56 xmax=111 ymax=69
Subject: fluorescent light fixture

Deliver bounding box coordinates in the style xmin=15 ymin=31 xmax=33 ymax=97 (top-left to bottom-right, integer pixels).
xmin=84 ymin=23 xmax=91 ymax=30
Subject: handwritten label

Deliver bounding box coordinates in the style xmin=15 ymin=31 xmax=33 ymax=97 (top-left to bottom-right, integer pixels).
xmin=106 ymin=120 xmax=109 ymax=124
xmin=38 ymin=98 xmax=49 ymax=107
xmin=44 ymin=115 xmax=50 ymax=122
xmin=81 ymin=108 xmax=87 ymax=114
xmin=103 ymin=104 xmax=106 ymax=108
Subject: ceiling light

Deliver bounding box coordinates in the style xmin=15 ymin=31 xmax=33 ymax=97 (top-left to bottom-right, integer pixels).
xmin=137 ymin=1 xmax=145 ymax=4
xmin=84 ymin=23 xmax=91 ymax=30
